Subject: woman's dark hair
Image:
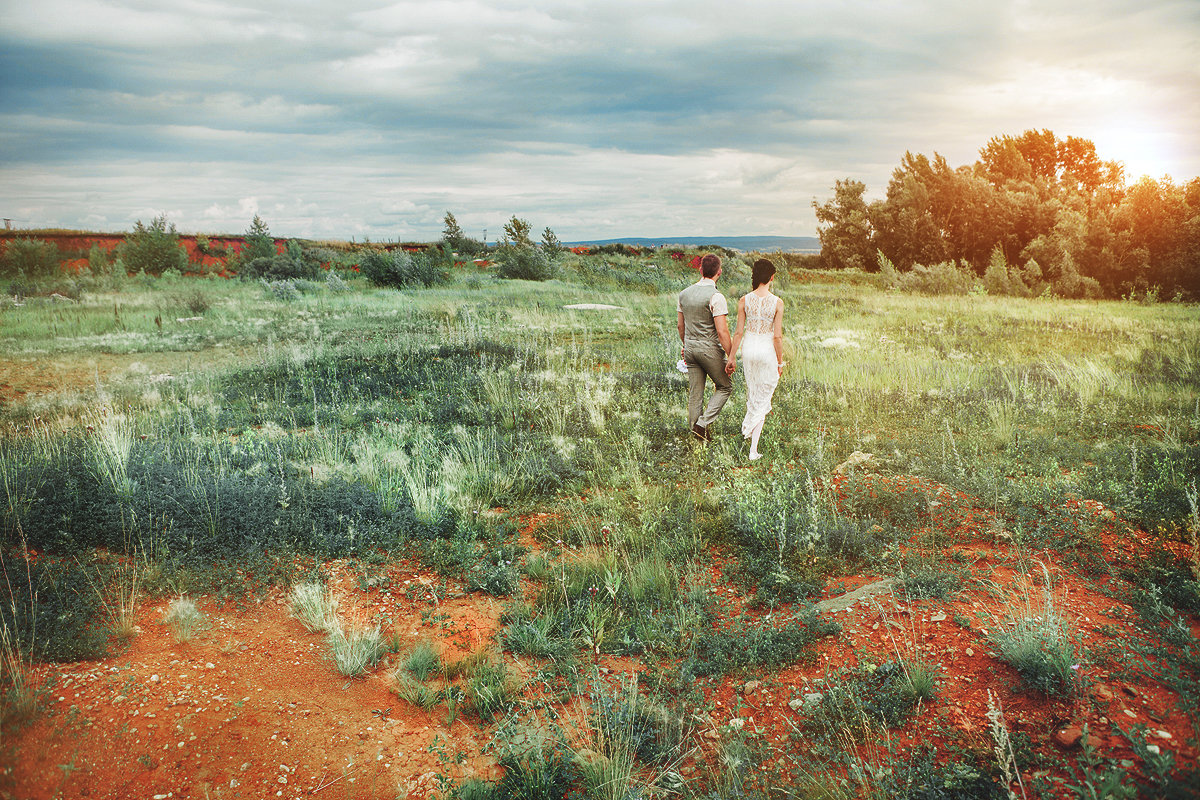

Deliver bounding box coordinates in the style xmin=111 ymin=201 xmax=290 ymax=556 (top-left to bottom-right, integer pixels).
xmin=751 ymin=258 xmax=776 ymax=288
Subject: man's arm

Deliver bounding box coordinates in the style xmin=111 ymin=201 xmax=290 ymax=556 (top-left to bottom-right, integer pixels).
xmin=714 ymin=314 xmax=733 ymax=357
xmin=677 ymin=311 xmax=686 ymax=352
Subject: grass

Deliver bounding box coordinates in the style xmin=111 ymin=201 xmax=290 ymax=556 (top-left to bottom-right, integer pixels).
xmin=162 ymin=597 xmax=203 ymax=642
xmin=325 ymin=622 xmax=386 ymax=677
xmin=288 ymin=581 xmax=338 ymax=633
xmin=2 ymin=252 xmax=1199 ymax=794
xmin=984 ymin=562 xmax=1084 ymax=697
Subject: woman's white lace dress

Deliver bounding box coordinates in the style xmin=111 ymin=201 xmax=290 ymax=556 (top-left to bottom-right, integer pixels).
xmin=740 ymin=291 xmax=781 ymax=437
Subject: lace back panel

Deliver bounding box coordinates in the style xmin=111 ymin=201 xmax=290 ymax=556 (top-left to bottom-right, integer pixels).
xmin=744 ymin=292 xmax=777 ymax=335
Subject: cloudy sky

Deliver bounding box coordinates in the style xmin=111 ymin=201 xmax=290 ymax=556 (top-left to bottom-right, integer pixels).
xmin=1 ymin=0 xmax=1197 ymax=241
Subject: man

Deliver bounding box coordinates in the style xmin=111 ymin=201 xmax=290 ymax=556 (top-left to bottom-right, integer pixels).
xmin=677 ymin=253 xmax=735 ymax=441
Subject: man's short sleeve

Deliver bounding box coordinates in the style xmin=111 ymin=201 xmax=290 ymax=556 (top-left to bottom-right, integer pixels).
xmin=710 ymin=291 xmax=729 ymax=317
xmin=676 ymin=293 xmax=684 ymax=313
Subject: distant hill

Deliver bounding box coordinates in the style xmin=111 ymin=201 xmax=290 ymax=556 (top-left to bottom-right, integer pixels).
xmin=563 ymin=235 xmax=821 ymax=253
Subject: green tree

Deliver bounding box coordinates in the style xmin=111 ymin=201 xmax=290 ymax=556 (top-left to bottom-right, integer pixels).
xmin=502 ymin=216 xmax=533 ymax=247
xmin=118 ymin=215 xmax=188 ymax=275
xmin=242 ymin=215 xmax=276 ymax=263
xmin=442 ymin=211 xmax=465 ymax=246
xmin=812 ymin=179 xmax=875 ymax=270
xmin=540 ymin=226 xmax=562 ymax=256
xmin=868 ymin=155 xmax=948 ymax=271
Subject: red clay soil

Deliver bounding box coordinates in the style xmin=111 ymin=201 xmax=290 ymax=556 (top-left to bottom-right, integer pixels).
xmin=0 ymin=232 xmax=285 ymax=277
xmin=3 ymin=560 xmax=505 ymax=800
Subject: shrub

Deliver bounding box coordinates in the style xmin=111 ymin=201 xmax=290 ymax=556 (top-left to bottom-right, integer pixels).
xmin=118 ymin=215 xmax=189 ymax=275
xmin=494 ymin=244 xmax=556 ymax=281
xmin=360 ymin=249 xmax=449 ymax=288
xmin=0 ymin=555 xmax=110 ymax=663
xmin=0 ymin=238 xmax=61 ymax=279
xmin=325 ymin=272 xmax=352 ymax=292
xmin=176 ymin=289 xmax=211 ymax=315
xmin=901 ymin=261 xmax=979 ymax=295
xmin=241 ymin=240 xmax=321 ymax=281
xmin=260 ymin=278 xmax=301 ymax=301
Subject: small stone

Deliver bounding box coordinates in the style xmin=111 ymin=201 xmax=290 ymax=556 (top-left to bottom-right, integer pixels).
xmin=1053 ymin=724 xmax=1084 ymax=749
xmin=788 ymin=699 xmax=804 ymax=712
xmin=206 ymin=662 xmax=215 ymax=669
xmin=930 ymin=612 xmax=947 ymax=622
xmin=1121 ymin=685 xmax=1138 ymax=698
xmin=965 ymin=648 xmax=974 ymax=657
xmin=727 ymin=718 xmax=746 ymax=730
xmin=1146 ymin=744 xmax=1161 ymax=755
xmin=1091 ymin=685 xmax=1114 ymax=703
xmin=1123 ymin=709 xmax=1137 ymax=719
xmin=150 ymin=675 xmax=160 ymax=683
xmin=743 ymin=681 xmax=761 ymax=694
xmin=1155 ymin=730 xmax=1172 ymax=740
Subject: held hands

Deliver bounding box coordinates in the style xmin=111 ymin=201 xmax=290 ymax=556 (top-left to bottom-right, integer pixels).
xmin=725 ymin=356 xmax=737 ymax=375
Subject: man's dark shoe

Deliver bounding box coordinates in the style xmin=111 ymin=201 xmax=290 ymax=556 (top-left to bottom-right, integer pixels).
xmin=691 ymin=423 xmax=711 ymax=442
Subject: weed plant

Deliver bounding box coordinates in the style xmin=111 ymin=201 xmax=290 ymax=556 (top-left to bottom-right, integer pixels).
xmin=1 ymin=552 xmax=110 ymax=661
xmin=392 ymin=670 xmax=441 ymax=711
xmin=725 ymin=468 xmax=884 ymax=602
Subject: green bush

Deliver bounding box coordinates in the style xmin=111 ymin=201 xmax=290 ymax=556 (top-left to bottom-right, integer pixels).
xmin=0 ymin=555 xmax=110 ymax=663
xmin=494 ymin=244 xmax=556 ymax=281
xmin=684 ymin=611 xmax=839 ymax=678
xmin=117 ymin=215 xmax=188 ymax=275
xmin=360 ymin=248 xmax=449 ymax=288
xmin=240 ymin=240 xmax=322 ymax=281
xmin=0 ymin=238 xmax=61 ymax=279
xmin=901 ymin=261 xmax=979 ymax=295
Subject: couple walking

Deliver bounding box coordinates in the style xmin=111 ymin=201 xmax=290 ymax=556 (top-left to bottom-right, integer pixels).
xmin=677 ymin=254 xmax=784 ymax=460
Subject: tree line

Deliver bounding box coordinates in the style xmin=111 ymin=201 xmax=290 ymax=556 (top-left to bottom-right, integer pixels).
xmin=813 ymin=129 xmax=1200 ymax=300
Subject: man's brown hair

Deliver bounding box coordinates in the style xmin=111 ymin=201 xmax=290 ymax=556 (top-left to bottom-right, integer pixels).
xmin=700 ymin=254 xmax=721 ymax=278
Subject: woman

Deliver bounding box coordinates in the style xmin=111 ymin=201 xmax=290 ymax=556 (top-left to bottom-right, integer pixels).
xmin=726 ymin=258 xmax=785 ymax=460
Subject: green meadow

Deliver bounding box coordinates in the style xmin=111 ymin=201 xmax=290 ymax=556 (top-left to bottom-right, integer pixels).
xmin=2 ymin=249 xmax=1199 ymax=798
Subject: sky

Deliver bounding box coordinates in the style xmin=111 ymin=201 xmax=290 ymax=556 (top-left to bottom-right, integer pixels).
xmin=1 ymin=0 xmax=1197 ymax=241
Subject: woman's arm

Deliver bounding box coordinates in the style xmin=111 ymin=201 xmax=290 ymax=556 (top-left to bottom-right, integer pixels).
xmin=726 ymin=297 xmax=747 ymax=368
xmin=772 ymin=298 xmax=785 ymax=374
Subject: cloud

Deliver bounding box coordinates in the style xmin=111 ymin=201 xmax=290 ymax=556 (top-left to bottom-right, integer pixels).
xmin=0 ymin=0 xmax=1196 ymax=238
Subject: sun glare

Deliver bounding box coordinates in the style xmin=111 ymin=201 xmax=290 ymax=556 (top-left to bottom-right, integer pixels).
xmin=1089 ymin=123 xmax=1180 ymax=183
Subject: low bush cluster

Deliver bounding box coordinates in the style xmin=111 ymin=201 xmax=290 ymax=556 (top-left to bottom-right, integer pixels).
xmin=493 ymin=244 xmax=557 ymax=281
xmin=359 ymin=248 xmax=449 ymax=288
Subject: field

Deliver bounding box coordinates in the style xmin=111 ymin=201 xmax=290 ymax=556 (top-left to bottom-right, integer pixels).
xmin=2 ymin=250 xmax=1199 ymax=800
